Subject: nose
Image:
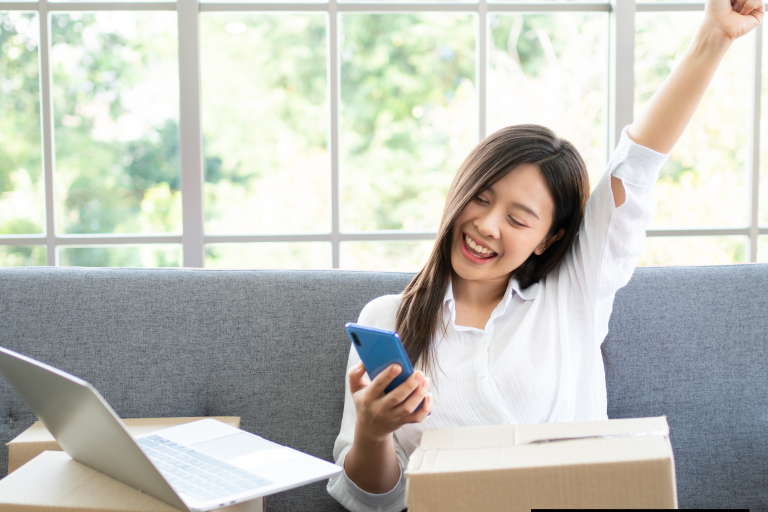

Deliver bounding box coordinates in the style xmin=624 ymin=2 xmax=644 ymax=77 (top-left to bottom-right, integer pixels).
xmin=474 ymin=207 xmax=501 ymax=239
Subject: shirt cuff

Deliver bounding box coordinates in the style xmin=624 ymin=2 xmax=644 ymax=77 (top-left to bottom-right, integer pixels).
xmin=338 ymin=464 xmax=407 ymax=506
xmin=608 ymin=125 xmax=669 ymax=187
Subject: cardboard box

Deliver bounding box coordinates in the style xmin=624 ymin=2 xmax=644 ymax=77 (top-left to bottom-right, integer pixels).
xmin=0 ymin=450 xmax=263 ymax=512
xmin=405 ymin=416 xmax=677 ymax=511
xmin=7 ymin=416 xmax=241 ymax=473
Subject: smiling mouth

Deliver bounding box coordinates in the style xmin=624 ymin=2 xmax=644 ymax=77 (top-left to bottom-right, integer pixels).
xmin=463 ymin=233 xmax=497 ymax=259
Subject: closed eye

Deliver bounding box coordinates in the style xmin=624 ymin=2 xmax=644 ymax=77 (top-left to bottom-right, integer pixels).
xmin=475 ymin=196 xmax=489 ymax=205
xmin=509 ymin=216 xmax=526 ymax=227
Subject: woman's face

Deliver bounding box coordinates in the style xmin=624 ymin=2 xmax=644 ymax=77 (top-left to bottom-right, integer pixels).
xmin=450 ymin=163 xmax=563 ymax=286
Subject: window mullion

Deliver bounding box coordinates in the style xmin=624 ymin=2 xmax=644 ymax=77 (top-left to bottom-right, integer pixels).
xmin=749 ymin=25 xmax=762 ymax=262
xmin=38 ymin=0 xmax=56 ymax=266
xmin=178 ymin=0 xmax=205 ymax=267
xmin=330 ymin=1 xmax=340 ymax=268
xmin=608 ymin=0 xmax=635 ymax=154
xmin=478 ymin=0 xmax=487 ymax=141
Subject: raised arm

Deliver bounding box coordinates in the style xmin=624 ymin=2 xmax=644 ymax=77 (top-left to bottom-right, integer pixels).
xmin=610 ymin=0 xmax=764 ymax=206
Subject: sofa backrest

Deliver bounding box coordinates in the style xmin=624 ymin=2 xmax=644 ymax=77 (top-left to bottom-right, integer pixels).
xmin=604 ymin=264 xmax=768 ymax=510
xmin=0 ymin=266 xmax=766 ymax=510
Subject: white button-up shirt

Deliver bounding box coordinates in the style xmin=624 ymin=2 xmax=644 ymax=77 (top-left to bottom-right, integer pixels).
xmin=327 ymin=126 xmax=668 ymax=512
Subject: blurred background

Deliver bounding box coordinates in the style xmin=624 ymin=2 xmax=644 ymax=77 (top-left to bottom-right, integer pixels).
xmin=1 ymin=4 xmax=766 ymax=270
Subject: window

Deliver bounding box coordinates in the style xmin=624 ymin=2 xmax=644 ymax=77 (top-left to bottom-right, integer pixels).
xmin=0 ymin=1 xmax=765 ymax=269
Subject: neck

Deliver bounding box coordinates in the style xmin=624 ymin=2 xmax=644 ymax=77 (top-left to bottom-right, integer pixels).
xmin=450 ymin=270 xmax=510 ymax=310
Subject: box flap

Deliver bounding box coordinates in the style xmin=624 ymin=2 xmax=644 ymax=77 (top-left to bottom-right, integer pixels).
xmin=406 ymin=417 xmax=672 ymax=477
xmin=514 ymin=416 xmax=669 ymax=445
xmin=407 ymin=435 xmax=673 ymax=475
xmin=420 ymin=425 xmax=516 ymax=450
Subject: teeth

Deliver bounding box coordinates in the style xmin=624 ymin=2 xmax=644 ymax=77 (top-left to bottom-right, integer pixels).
xmin=465 ymin=235 xmax=493 ymax=256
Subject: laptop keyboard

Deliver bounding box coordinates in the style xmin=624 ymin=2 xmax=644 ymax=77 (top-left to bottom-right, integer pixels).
xmin=137 ymin=435 xmax=273 ymax=502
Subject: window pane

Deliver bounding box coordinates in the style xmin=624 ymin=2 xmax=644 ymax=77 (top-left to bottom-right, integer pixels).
xmin=490 ymin=0 xmax=606 ymax=3
xmin=203 ymin=0 xmax=324 ymax=3
xmin=341 ymin=14 xmax=476 ymax=232
xmin=1 ymin=13 xmax=43 ymax=235
xmin=0 ymin=245 xmax=45 ymax=266
xmin=760 ymin=31 xmax=768 ymax=227
xmin=52 ymin=0 xmax=162 ymax=3
xmin=58 ymin=245 xmax=180 ymax=267
xmin=205 ymin=243 xmax=331 ymax=269
xmin=757 ymin=236 xmax=768 ymax=263
xmin=201 ymin=15 xmax=328 ymax=235
xmin=636 ymin=13 xmax=751 ymax=229
xmin=639 ymin=236 xmax=747 ymax=266
xmin=52 ymin=13 xmax=180 ymax=235
xmin=341 ymin=241 xmax=433 ymax=272
xmin=488 ymin=13 xmax=607 ymax=188
xmin=343 ymin=0 xmax=469 ymax=3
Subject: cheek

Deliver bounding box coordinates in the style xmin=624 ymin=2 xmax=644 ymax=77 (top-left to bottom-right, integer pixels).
xmin=452 ymin=207 xmax=475 ymax=237
xmin=499 ymin=229 xmax=542 ymax=258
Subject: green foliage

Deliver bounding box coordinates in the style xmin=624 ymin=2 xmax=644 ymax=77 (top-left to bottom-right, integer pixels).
xmin=200 ymin=14 xmax=331 ymax=235
xmin=0 ymin=13 xmax=43 ymax=233
xmin=340 ymin=14 xmax=476 ymax=232
xmin=50 ymin=13 xmax=182 ymax=238
xmin=489 ymin=14 xmax=585 ymax=78
xmin=58 ymin=246 xmax=180 ymax=267
xmin=0 ymin=245 xmax=46 ymax=266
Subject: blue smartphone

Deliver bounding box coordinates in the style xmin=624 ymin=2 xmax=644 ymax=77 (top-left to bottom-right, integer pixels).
xmin=345 ymin=323 xmax=423 ymax=410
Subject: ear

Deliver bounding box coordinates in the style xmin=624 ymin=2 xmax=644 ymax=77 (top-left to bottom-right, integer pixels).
xmin=534 ymin=228 xmax=565 ymax=256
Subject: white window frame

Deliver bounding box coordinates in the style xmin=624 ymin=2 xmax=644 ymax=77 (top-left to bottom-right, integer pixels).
xmin=0 ymin=0 xmax=765 ymax=267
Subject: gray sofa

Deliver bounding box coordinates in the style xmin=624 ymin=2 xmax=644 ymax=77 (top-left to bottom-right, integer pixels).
xmin=0 ymin=266 xmax=766 ymax=510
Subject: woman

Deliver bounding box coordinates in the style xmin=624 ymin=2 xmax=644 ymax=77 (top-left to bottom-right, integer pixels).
xmin=328 ymin=0 xmax=763 ymax=509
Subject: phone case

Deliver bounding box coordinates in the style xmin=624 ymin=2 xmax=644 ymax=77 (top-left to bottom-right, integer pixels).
xmin=344 ymin=323 xmax=415 ymax=394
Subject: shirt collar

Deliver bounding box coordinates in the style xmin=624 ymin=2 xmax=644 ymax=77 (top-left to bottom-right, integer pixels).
xmin=510 ymin=277 xmax=538 ymax=301
xmin=443 ymin=275 xmax=538 ymax=331
xmin=444 ymin=275 xmax=537 ymax=305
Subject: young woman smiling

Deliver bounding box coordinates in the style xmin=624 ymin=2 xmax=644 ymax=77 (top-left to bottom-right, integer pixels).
xmin=328 ymin=0 xmax=764 ymax=509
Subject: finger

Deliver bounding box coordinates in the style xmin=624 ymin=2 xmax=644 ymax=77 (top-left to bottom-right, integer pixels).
xmin=737 ymin=0 xmax=759 ymax=14
xmin=365 ymin=363 xmax=403 ymax=398
xmin=394 ymin=376 xmax=430 ymax=415
xmin=383 ymin=370 xmax=425 ymax=407
xmin=740 ymin=0 xmax=763 ymax=15
xmin=348 ymin=361 xmax=369 ymax=394
xmin=401 ymin=393 xmax=433 ymax=424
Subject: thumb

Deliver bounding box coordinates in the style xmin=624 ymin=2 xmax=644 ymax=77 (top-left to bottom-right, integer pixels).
xmin=348 ymin=361 xmax=370 ymax=394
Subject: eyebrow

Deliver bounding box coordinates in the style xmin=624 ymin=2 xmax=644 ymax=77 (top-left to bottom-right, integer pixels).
xmin=486 ymin=185 xmax=540 ymax=220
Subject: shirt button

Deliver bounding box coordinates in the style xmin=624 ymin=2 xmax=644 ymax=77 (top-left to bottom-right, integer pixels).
xmin=619 ymin=151 xmax=627 ymax=159
xmin=478 ymin=370 xmax=487 ymax=379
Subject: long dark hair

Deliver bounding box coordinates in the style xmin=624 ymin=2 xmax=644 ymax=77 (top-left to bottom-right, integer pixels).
xmin=395 ymin=125 xmax=590 ymax=377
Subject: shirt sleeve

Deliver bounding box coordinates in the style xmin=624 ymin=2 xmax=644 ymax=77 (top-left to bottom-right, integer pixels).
xmin=326 ymin=299 xmax=409 ymax=512
xmin=564 ymin=125 xmax=668 ymax=308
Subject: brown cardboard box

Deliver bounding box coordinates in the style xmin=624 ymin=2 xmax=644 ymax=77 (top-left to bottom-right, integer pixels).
xmin=405 ymin=416 xmax=677 ymax=511
xmin=7 ymin=416 xmax=241 ymax=473
xmin=0 ymin=450 xmax=263 ymax=512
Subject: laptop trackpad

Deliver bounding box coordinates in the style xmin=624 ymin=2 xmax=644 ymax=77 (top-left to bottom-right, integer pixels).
xmin=190 ymin=432 xmax=281 ymax=461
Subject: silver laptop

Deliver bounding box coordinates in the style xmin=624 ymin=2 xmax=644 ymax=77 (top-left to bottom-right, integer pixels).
xmin=0 ymin=346 xmax=342 ymax=511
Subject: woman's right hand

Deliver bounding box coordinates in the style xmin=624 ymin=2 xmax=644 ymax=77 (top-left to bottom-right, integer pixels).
xmin=349 ymin=361 xmax=433 ymax=443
